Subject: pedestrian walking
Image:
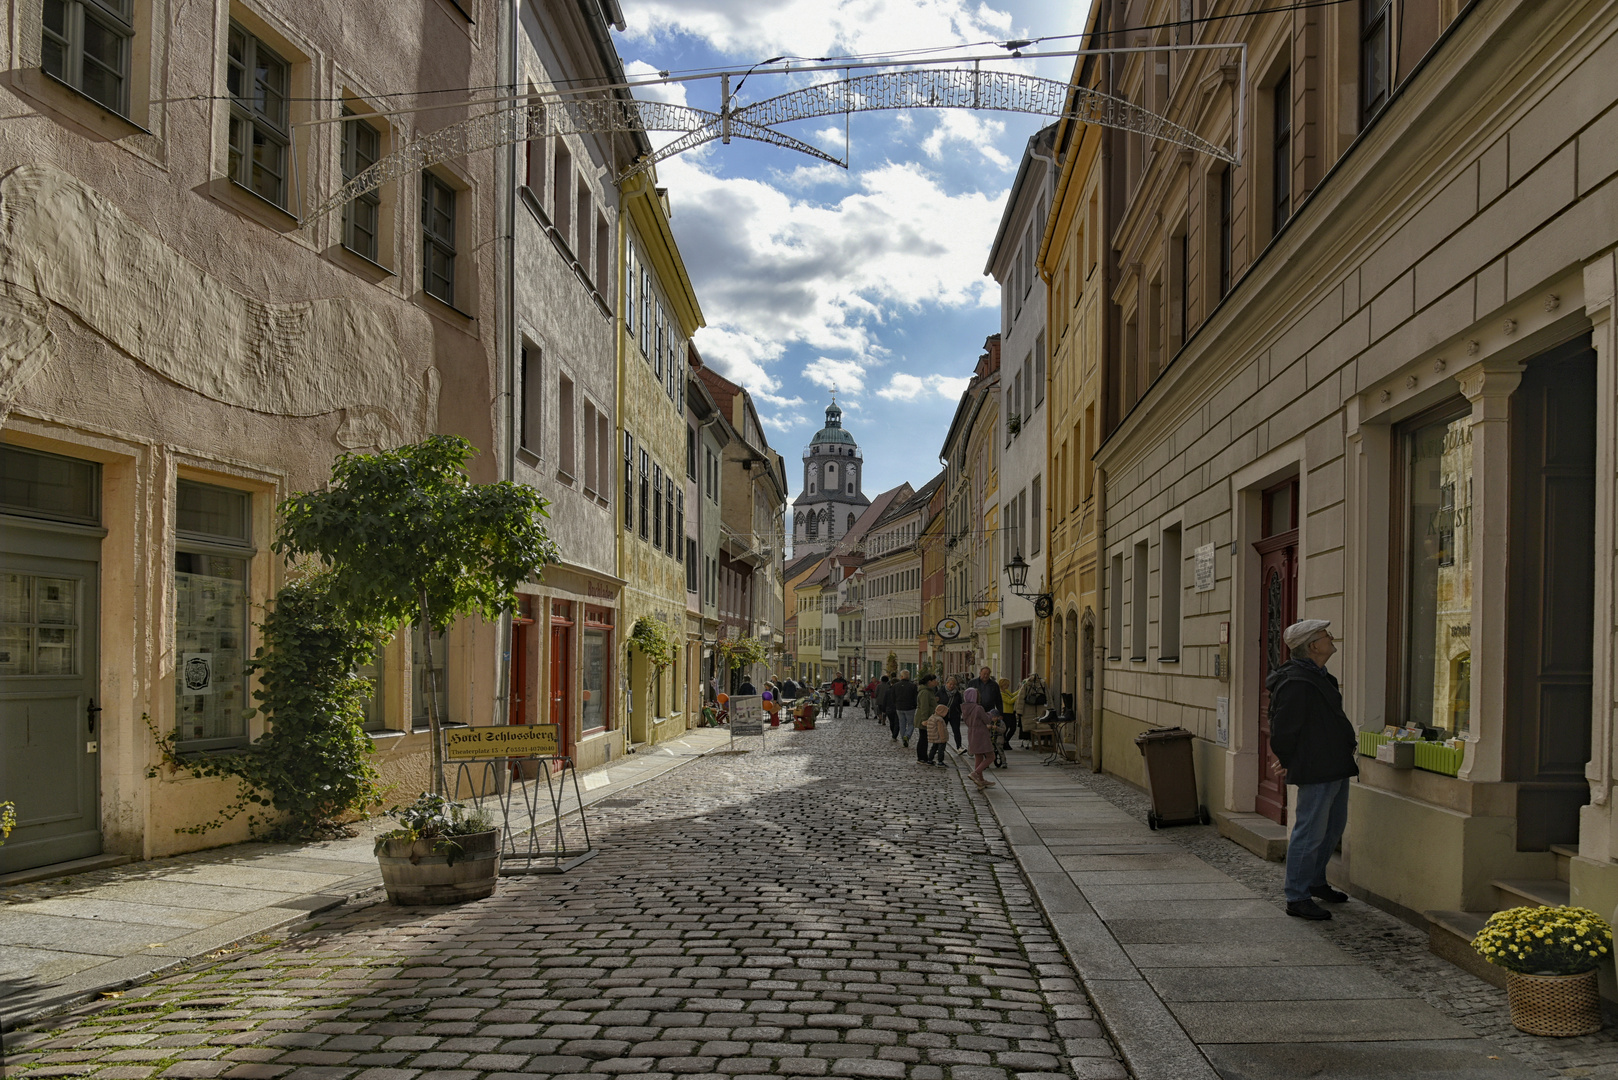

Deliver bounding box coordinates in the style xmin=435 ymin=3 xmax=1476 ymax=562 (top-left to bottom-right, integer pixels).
xmin=915 ymin=673 xmax=940 ymax=764
xmin=738 ymin=675 xmax=757 ymax=695
xmin=892 ymin=670 xmax=919 ymax=747
xmin=862 ymin=680 xmax=873 ymax=719
xmin=1268 ymin=618 xmax=1357 ymax=921
xmin=831 ymin=672 xmax=848 ymax=718
xmin=962 ymin=688 xmax=996 ymax=789
xmin=877 ymin=675 xmax=897 ymax=740
xmin=923 ymin=704 xmax=950 ymax=766
xmin=943 ymin=675 xmax=964 ymax=751
xmin=969 ymin=666 xmax=1004 ymax=718
xmin=1014 ymin=673 xmax=1049 ymax=747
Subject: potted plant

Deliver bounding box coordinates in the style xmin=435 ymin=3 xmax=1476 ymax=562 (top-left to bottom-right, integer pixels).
xmin=1473 ymin=904 xmax=1613 ymax=1035
xmin=374 ymin=793 xmax=501 ymax=905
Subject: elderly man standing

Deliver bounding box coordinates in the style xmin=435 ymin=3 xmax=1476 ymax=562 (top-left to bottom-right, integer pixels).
xmin=1268 ymin=619 xmax=1358 ymax=921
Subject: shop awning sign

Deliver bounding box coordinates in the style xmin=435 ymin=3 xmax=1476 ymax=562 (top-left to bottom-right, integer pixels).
xmin=445 ymin=724 xmax=559 ymax=760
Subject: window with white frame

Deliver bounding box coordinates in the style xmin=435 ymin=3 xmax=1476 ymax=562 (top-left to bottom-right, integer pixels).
xmin=226 ymin=22 xmax=290 ymax=207
xmin=42 ymin=0 xmax=133 ymax=116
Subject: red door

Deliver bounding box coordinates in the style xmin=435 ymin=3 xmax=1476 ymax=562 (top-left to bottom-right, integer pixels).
xmin=1253 ymin=479 xmax=1299 ymax=825
xmin=550 ymin=608 xmax=574 ymax=767
xmin=509 ymin=603 xmax=534 ymax=726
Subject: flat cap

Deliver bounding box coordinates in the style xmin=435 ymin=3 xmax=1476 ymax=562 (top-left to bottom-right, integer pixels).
xmin=1283 ymin=619 xmax=1332 ymax=651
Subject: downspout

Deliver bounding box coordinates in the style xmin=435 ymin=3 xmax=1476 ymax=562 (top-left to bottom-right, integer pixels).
xmin=494 ymin=0 xmax=519 ymax=728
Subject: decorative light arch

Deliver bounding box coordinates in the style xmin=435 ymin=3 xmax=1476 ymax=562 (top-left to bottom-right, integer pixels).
xmin=303 ymin=45 xmax=1245 ymax=227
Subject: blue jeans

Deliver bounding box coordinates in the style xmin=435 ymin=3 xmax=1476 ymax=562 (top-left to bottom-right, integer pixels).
xmin=1285 ymin=778 xmax=1351 ymax=902
xmin=896 ymin=709 xmax=916 ymax=741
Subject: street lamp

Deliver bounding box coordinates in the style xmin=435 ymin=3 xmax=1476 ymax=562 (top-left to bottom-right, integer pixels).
xmin=1004 ymin=553 xmax=1053 ymax=617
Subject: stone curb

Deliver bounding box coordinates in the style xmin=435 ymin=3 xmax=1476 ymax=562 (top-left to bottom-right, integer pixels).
xmin=2 ymin=732 xmax=730 ymax=1034
xmin=971 ymin=762 xmax=1221 ymax=1080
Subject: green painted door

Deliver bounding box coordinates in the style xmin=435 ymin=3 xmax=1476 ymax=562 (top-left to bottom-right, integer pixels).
xmin=1 ymin=541 xmax=101 ymax=873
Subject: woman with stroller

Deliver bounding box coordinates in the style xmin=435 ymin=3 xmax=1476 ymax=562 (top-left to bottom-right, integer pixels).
xmin=962 ymin=688 xmax=996 ymax=790
xmin=1014 ymin=674 xmax=1049 ymax=748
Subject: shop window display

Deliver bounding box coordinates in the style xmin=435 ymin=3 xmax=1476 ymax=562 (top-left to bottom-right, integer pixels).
xmin=1401 ymin=406 xmax=1473 ymax=736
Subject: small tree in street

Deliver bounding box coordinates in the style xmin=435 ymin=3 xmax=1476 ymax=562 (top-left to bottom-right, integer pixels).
xmin=275 ymin=436 xmax=559 ymax=792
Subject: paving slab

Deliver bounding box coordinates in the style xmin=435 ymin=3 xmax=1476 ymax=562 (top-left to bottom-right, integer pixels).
xmin=1142 ymin=963 xmax=1406 ymax=1002
xmin=1123 ymin=939 xmax=1356 ymax=969
xmin=1201 ymin=1039 xmax=1544 ymax=1079
xmin=1169 ymin=997 xmax=1477 ymax=1043
xmin=19 ymin=897 xmax=247 ymax=930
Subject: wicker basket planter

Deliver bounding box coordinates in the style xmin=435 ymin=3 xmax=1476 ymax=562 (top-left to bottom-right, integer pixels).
xmin=376 ymin=828 xmax=501 ymax=906
xmin=1505 ymin=969 xmax=1603 ymax=1037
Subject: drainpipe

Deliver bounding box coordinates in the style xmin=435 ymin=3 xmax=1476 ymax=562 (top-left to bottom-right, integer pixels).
xmin=493 ymin=0 xmax=519 ymax=729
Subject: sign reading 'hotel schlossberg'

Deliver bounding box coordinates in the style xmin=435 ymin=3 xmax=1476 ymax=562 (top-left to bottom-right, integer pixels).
xmin=445 ymin=724 xmax=559 ymax=760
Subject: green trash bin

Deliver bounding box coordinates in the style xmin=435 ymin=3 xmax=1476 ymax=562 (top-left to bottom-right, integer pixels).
xmin=1134 ymin=726 xmax=1210 ymax=830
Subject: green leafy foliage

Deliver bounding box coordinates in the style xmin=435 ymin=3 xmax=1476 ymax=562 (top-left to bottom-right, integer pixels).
xmin=374 ymin=793 xmax=495 ymax=865
xmin=272 ymin=435 xmax=559 ymax=790
xmin=148 ymin=573 xmax=389 ymax=839
xmin=885 ymin=652 xmax=899 ymax=677
xmin=716 ymin=635 xmax=768 ymax=672
xmin=630 ymin=616 xmax=677 ymax=671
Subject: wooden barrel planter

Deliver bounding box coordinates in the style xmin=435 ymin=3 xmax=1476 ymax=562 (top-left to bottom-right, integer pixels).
xmin=1506 ymin=969 xmax=1603 ymax=1037
xmin=376 ymin=828 xmax=502 ymax=905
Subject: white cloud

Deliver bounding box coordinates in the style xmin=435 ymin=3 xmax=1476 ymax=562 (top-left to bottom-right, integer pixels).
xmin=621 ymin=0 xmax=1015 ymax=64
xmin=803 ymin=357 xmax=867 ymax=397
xmin=755 ymin=390 xmax=808 ymax=408
xmin=935 ymin=374 xmax=973 ymax=398
xmin=876 ymin=373 xmax=926 ymax=400
xmin=662 ymin=154 xmax=1003 ymax=375
xmin=762 ymin=411 xmax=812 ymax=433
xmin=920 ymin=112 xmax=1012 ymax=168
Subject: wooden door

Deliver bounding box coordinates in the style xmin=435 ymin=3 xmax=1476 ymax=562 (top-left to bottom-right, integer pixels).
xmin=509 ymin=608 xmax=533 ymax=726
xmin=1254 ymin=479 xmax=1299 ymax=825
xmin=1508 ymin=339 xmax=1597 ymax=849
xmin=550 ymin=620 xmax=572 ymax=763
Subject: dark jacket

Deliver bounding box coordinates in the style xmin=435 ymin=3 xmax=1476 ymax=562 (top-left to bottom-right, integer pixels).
xmin=969 ymin=677 xmax=1004 ymax=715
xmin=1267 ymin=659 xmax=1358 ymax=786
xmin=943 ymin=688 xmax=963 ymax=725
xmin=892 ymin=678 xmax=919 ymax=710
xmin=877 ymin=680 xmax=895 ymax=714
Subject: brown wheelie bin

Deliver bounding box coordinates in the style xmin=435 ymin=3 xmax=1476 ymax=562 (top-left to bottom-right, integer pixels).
xmin=1134 ymin=726 xmax=1210 ymax=829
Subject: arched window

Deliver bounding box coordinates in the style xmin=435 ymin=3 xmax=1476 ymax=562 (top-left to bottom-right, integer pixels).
xmin=806 ymin=513 xmax=819 ymax=539
xmin=847 ymin=513 xmax=856 ymax=531
xmin=809 ymin=482 xmax=816 ymax=494
xmin=846 ymin=483 xmax=853 ymax=494
xmin=829 ymin=464 xmax=837 ymax=479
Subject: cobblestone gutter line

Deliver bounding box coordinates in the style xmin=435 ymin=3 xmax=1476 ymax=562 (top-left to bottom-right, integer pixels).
xmin=1069 ymin=763 xmax=1618 ymax=1080
xmin=1 ymin=722 xmax=1131 ymax=1080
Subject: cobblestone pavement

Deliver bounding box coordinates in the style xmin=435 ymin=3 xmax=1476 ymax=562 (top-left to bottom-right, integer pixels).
xmin=1 ymin=718 xmax=1126 ymax=1080
xmin=1071 ymin=764 xmax=1618 ymax=1079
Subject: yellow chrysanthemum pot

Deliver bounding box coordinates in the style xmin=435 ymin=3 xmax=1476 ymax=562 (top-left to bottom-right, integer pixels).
xmin=1473 ymin=905 xmax=1612 ymax=1037
xmin=1505 ymin=970 xmax=1601 ymax=1037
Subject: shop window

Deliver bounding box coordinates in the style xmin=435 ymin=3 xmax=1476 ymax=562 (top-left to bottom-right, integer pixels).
xmin=411 ymin=623 xmax=449 ymax=729
xmin=1395 ymin=403 xmax=1473 ymax=735
xmin=226 ymin=23 xmax=290 ymax=207
xmin=581 ymin=616 xmax=609 ymax=733
xmin=44 ymin=0 xmax=134 ymax=116
xmin=174 ymin=480 xmax=252 ymax=750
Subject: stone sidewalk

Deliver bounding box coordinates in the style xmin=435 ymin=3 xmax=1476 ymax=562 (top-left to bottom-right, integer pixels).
xmin=0 ymin=727 xmax=734 ymax=1028
xmin=982 ymin=747 xmax=1544 ymax=1080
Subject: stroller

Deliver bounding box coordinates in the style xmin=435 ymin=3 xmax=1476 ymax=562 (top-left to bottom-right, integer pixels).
xmin=989 ymin=712 xmax=1009 ymax=769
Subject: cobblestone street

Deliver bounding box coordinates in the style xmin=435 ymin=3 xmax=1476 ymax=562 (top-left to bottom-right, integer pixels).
xmin=1 ymin=719 xmax=1125 ymax=1080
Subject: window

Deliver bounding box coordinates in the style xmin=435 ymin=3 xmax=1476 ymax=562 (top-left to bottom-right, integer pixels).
xmin=1272 ymin=70 xmax=1292 ymax=236
xmin=581 ymin=624 xmax=609 ymax=732
xmin=665 ymin=474 xmax=675 ymax=553
xmin=654 ymin=305 xmax=664 ymax=379
xmin=341 ymin=108 xmax=381 ymax=261
xmin=174 ymin=480 xmax=253 ymax=749
xmin=638 ymin=450 xmax=650 ymax=540
xmin=623 ymin=432 xmax=634 ymax=530
xmin=686 ymin=538 xmax=697 ymax=590
xmin=0 ymin=444 xmax=100 ymax=525
xmin=1021 ymin=357 xmax=1032 ymax=423
xmin=582 ymin=401 xmax=598 ymax=494
xmin=226 ymin=23 xmax=290 ymax=207
xmin=575 ymin=181 xmax=592 ymax=280
xmin=1030 ymin=476 xmax=1041 ymax=555
xmin=1160 ymin=525 xmax=1182 ymax=660
xmin=523 ymin=100 xmax=545 ymax=190
xmin=687 ymin=426 xmax=698 ymax=479
xmin=557 ymin=374 xmax=575 ymax=479
xmin=520 ymin=346 xmax=541 ymax=454
xmin=1131 ymin=540 xmax=1149 ymax=660
xmin=652 ymin=465 xmax=662 ymax=544
xmin=625 ymin=239 xmax=637 ymax=335
xmin=421 ymin=172 xmax=457 ymax=304
xmin=1217 ymin=167 xmax=1233 ymax=298
xmin=411 ymin=623 xmax=449 ymax=729
xmin=43 ymin=0 xmax=133 ymax=115
xmin=552 ymin=140 xmax=572 ymax=247
xmin=357 ymin=647 xmax=386 ymax=732
xmin=1109 ymin=553 xmax=1124 ymax=659
xmin=1034 ymin=331 xmax=1046 ymax=406
xmin=595 ymin=213 xmax=611 ymax=305
xmin=1397 ymin=403 xmax=1474 ymax=735
xmin=1173 ymin=232 xmax=1188 ymax=351
xmin=597 ymin=409 xmax=611 ymax=504
xmin=640 ymin=267 xmax=652 ymax=356
xmin=1361 ymin=0 xmax=1392 ymax=124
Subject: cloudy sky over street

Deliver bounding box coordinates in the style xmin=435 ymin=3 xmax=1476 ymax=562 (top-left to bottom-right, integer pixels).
xmin=613 ymin=0 xmax=1091 ymax=501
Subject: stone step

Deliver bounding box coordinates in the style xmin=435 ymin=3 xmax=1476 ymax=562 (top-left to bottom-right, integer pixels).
xmin=1426 ymin=909 xmax=1507 ymax=990
xmin=1211 ymin=809 xmax=1287 ymax=862
xmin=1552 ymin=843 xmax=1578 ymax=883
xmin=1493 ymin=877 xmax=1570 ymax=909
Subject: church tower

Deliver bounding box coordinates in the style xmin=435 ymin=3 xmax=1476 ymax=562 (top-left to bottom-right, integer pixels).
xmin=791 ymin=400 xmax=870 ymax=556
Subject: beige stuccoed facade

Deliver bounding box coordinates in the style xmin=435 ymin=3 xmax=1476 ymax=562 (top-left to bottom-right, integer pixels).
xmin=0 ymin=0 xmax=504 ymax=870
xmin=1090 ymin=0 xmax=1618 ymax=935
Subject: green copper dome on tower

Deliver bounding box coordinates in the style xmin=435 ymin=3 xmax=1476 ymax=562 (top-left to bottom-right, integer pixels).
xmin=809 ymin=399 xmax=857 ymax=446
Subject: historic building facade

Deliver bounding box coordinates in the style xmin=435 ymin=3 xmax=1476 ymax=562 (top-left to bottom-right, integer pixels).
xmin=790 ymin=401 xmax=870 ymax=556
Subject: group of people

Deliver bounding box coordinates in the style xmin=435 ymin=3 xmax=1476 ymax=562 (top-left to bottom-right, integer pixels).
xmin=816 ymin=667 xmax=1049 ymax=791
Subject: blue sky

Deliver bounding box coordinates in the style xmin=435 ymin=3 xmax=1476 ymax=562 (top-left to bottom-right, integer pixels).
xmin=612 ymin=0 xmax=1092 ymax=502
